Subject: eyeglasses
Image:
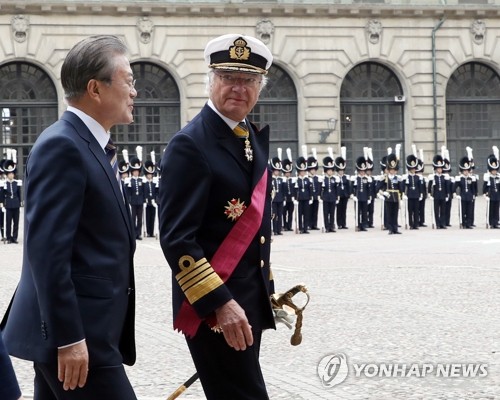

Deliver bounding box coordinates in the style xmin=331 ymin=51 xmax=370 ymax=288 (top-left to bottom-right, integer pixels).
xmin=215 ymin=73 xmax=261 ymax=88
xmin=103 ymin=78 xmax=137 ymax=90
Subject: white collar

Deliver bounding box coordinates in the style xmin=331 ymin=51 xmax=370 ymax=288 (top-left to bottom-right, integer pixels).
xmin=67 ymin=106 xmax=110 ymax=152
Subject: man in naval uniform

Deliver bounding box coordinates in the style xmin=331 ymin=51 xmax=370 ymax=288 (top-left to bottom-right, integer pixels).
xmin=483 ymin=148 xmax=500 ymax=229
xmin=159 ymin=34 xmax=276 ymax=400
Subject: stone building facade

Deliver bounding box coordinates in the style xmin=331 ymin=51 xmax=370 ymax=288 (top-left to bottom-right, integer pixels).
xmin=1 ymin=0 xmax=499 ymax=175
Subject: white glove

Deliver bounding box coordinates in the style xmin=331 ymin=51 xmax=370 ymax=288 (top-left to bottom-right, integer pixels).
xmin=367 ymin=199 xmax=371 ymax=205
xmin=402 ymin=194 xmax=408 ymax=200
xmin=308 ymin=199 xmax=313 ymax=205
xmin=377 ymin=194 xmax=384 ymax=200
xmin=352 ymin=196 xmax=358 ymax=202
xmin=273 ymin=305 xmax=296 ymax=329
xmin=383 ymin=191 xmax=390 ymax=198
xmin=293 ymin=200 xmax=299 ymax=205
xmin=455 ymin=195 xmax=461 ymax=200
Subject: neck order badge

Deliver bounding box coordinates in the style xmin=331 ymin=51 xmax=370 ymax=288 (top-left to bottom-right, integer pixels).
xmin=233 ymin=122 xmax=253 ymax=162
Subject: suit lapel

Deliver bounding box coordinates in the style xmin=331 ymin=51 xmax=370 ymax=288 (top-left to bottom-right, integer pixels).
xmin=62 ymin=112 xmax=135 ymax=244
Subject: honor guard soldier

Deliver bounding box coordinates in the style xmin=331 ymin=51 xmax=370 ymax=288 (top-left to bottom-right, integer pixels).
xmin=483 ymin=147 xmax=500 ymax=229
xmin=270 ymin=149 xmax=285 ymax=235
xmin=467 ymin=147 xmax=479 ymax=227
xmin=377 ymin=150 xmax=390 ymax=230
xmin=365 ymin=148 xmax=376 ymax=228
xmin=442 ymin=147 xmax=454 ymax=227
xmin=454 ymin=153 xmax=476 ymax=229
xmin=403 ymin=151 xmax=422 ymax=230
xmin=143 ymin=157 xmax=158 ymax=237
xmin=416 ymin=149 xmax=428 ymax=227
xmin=321 ymin=148 xmax=337 ymax=232
xmin=379 ymin=151 xmax=402 ymax=234
xmin=428 ymin=154 xmax=450 ymax=229
xmin=2 ymin=150 xmax=22 ymax=244
xmin=282 ymin=148 xmax=296 ymax=232
xmin=307 ymin=148 xmax=321 ymax=230
xmin=335 ymin=146 xmax=350 ymax=229
xmin=295 ymin=149 xmax=311 ymax=234
xmin=351 ymin=151 xmax=371 ymax=231
xmin=0 ymin=157 xmax=5 ymax=241
xmin=127 ymin=147 xmax=145 ymax=239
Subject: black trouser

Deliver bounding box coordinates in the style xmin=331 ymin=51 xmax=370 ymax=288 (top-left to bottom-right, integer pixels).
xmin=385 ymin=201 xmax=399 ymax=233
xmin=33 ymin=362 xmax=136 ymax=400
xmin=336 ymin=197 xmax=348 ymax=228
xmin=367 ymin=199 xmax=374 ymax=227
xmin=461 ymin=199 xmax=474 ymax=228
xmin=130 ymin=204 xmax=143 ymax=238
xmin=489 ymin=199 xmax=499 ymax=227
xmin=408 ymin=198 xmax=420 ymax=228
xmin=186 ymin=324 xmax=269 ymax=400
xmin=6 ymin=208 xmax=19 ymax=241
xmin=272 ymin=201 xmax=284 ymax=234
xmin=357 ymin=200 xmax=368 ymax=229
xmin=445 ymin=198 xmax=452 ymax=226
xmin=145 ymin=204 xmax=156 ymax=236
xmin=434 ymin=198 xmax=446 ymax=228
xmin=309 ymin=199 xmax=319 ymax=229
xmin=419 ymin=198 xmax=426 ymax=225
xmin=298 ymin=200 xmax=310 ymax=232
xmin=283 ymin=200 xmax=294 ymax=231
xmin=323 ymin=200 xmax=336 ymax=231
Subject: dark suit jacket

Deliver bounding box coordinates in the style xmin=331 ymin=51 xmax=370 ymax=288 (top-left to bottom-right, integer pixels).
xmin=1 ymin=111 xmax=136 ymax=367
xmin=159 ymin=104 xmax=275 ymax=333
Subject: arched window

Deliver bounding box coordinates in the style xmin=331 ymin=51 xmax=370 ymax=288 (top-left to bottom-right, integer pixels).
xmin=0 ymin=62 xmax=58 ymax=174
xmin=112 ymin=62 xmax=181 ymax=165
xmin=340 ymin=62 xmax=404 ymax=173
xmin=248 ymin=64 xmax=298 ymax=161
xmin=446 ymin=62 xmax=500 ymax=174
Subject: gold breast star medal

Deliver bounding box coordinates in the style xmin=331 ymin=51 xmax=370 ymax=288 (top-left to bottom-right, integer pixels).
xmin=224 ymin=198 xmax=247 ymax=221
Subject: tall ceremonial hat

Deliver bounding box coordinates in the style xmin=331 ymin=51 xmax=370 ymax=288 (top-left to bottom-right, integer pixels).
xmin=458 ymin=156 xmax=472 ymax=171
xmin=129 ymin=145 xmax=143 ymax=171
xmin=271 ymin=148 xmax=282 ymax=171
xmin=386 ymin=144 xmax=400 ymax=170
xmin=432 ymin=154 xmax=445 ymax=169
xmin=441 ymin=146 xmax=451 ymax=173
xmin=466 ymin=146 xmax=475 ymax=170
xmin=487 ymin=145 xmax=499 ymax=171
xmin=416 ymin=148 xmax=425 ymax=173
xmin=204 ymin=33 xmax=273 ymax=75
xmin=380 ymin=146 xmax=391 ymax=171
xmin=281 ymin=148 xmax=293 ymax=173
xmin=323 ymin=147 xmax=335 ymax=171
xmin=355 ymin=147 xmax=369 ymax=171
xmin=366 ymin=147 xmax=374 ymax=170
xmin=307 ymin=148 xmax=318 ymax=170
xmin=3 ymin=148 xmax=17 ymax=174
xmin=118 ymin=149 xmax=130 ymax=174
xmin=334 ymin=146 xmax=347 ymax=171
xmin=295 ymin=145 xmax=308 ymax=171
xmin=406 ymin=144 xmax=418 ymax=170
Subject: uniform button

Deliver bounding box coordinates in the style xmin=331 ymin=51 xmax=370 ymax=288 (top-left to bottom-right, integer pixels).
xmin=260 ymin=236 xmax=265 ymax=244
xmin=260 ymin=260 xmax=265 ymax=268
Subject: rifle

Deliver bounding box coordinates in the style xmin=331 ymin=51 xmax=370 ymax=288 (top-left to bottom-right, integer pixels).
xmin=166 ymin=285 xmax=310 ymax=399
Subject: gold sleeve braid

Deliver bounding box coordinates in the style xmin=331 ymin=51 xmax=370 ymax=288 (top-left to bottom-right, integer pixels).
xmin=176 ymin=256 xmax=224 ymax=305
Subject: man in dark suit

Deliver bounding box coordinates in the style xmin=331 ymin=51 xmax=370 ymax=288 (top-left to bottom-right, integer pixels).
xmin=1 ymin=35 xmax=137 ymax=399
xmin=159 ymin=34 xmax=275 ymax=400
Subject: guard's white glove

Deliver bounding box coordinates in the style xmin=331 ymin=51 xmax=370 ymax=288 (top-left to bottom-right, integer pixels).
xmin=377 ymin=194 xmax=384 ymax=200
xmin=352 ymin=196 xmax=358 ymax=202
xmin=336 ymin=199 xmax=340 ymax=204
xmin=273 ymin=305 xmax=296 ymax=329
xmin=445 ymin=196 xmax=449 ymax=202
xmin=402 ymin=194 xmax=408 ymax=200
xmin=383 ymin=191 xmax=390 ymax=198
xmin=308 ymin=199 xmax=313 ymax=205
xmin=152 ymin=200 xmax=157 ymax=206
xmin=367 ymin=199 xmax=371 ymax=205
xmin=293 ymin=200 xmax=299 ymax=205
xmin=419 ymin=195 xmax=423 ymax=201
xmin=455 ymin=195 xmax=461 ymax=200
xmin=428 ymin=194 xmax=433 ymax=200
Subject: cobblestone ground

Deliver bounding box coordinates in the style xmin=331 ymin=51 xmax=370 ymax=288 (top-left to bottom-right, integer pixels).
xmin=1 ymin=196 xmax=498 ymax=399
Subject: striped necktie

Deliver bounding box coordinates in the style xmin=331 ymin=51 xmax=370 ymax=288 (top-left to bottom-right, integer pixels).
xmin=105 ymin=139 xmax=120 ymax=186
xmin=233 ymin=122 xmax=249 ymax=138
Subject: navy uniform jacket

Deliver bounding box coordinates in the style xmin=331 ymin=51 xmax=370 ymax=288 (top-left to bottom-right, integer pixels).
xmin=127 ymin=177 xmax=145 ymax=206
xmin=283 ymin=176 xmax=296 ymax=201
xmin=483 ymin=173 xmax=500 ymax=201
xmin=272 ymin=176 xmax=285 ymax=203
xmin=321 ymin=175 xmax=337 ymax=202
xmin=159 ymin=105 xmax=275 ymax=333
xmin=403 ymin=174 xmax=422 ymax=199
xmin=337 ymin=174 xmax=350 ymax=198
xmin=295 ymin=176 xmax=311 ymax=201
xmin=2 ymin=180 xmax=22 ymax=208
xmin=428 ymin=173 xmax=450 ymax=200
xmin=454 ymin=175 xmax=476 ymax=201
xmin=351 ymin=175 xmax=371 ymax=202
xmin=310 ymin=175 xmax=321 ymax=200
xmin=1 ymin=111 xmax=136 ymax=367
xmin=143 ymin=178 xmax=158 ymax=205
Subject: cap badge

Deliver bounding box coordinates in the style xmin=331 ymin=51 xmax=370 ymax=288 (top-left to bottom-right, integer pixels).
xmin=229 ymin=37 xmax=251 ymax=61
xmin=224 ymin=198 xmax=247 ymax=221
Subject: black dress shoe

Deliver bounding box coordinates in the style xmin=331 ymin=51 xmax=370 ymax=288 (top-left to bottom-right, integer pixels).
xmin=420 ymin=224 xmax=427 ymax=227
xmin=359 ymin=227 xmax=367 ymax=231
xmin=393 ymin=231 xmax=402 ymax=234
xmin=388 ymin=231 xmax=393 ymax=235
xmin=301 ymin=230 xmax=309 ymax=234
xmin=136 ymin=236 xmax=143 ymax=240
